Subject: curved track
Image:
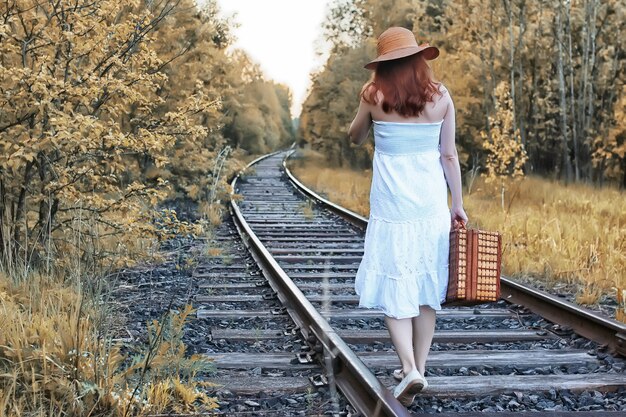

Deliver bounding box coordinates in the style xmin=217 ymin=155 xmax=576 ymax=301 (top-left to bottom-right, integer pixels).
xmin=227 ymin=149 xmax=626 ymax=416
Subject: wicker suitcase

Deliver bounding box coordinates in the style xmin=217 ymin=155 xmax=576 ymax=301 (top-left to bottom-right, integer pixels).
xmin=445 ymin=223 xmax=502 ymax=306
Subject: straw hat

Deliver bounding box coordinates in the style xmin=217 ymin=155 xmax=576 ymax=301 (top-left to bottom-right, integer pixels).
xmin=365 ymin=27 xmax=439 ymax=70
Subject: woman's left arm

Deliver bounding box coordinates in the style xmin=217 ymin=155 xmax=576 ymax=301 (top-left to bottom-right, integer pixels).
xmin=348 ymin=99 xmax=372 ymax=145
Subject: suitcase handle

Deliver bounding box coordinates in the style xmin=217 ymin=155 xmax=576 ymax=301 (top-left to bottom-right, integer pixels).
xmin=453 ymin=219 xmax=467 ymax=230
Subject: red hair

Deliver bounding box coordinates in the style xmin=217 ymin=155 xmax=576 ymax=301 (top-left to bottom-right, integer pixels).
xmin=361 ymin=53 xmax=441 ymax=117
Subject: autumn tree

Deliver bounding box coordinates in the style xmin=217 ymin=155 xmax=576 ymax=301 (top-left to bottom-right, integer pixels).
xmin=144 ymin=0 xmax=239 ymax=206
xmin=442 ymin=0 xmax=625 ymax=182
xmin=300 ymin=0 xmax=625 ymax=186
xmin=299 ymin=44 xmax=373 ymax=167
xmin=0 ymin=1 xmax=233 ymax=270
xmin=592 ymin=85 xmax=626 ymax=186
xmin=222 ymin=50 xmax=294 ymax=154
xmin=0 ymin=0 xmax=298 ymax=271
xmin=299 ymin=0 xmax=373 ymax=167
xmin=482 ymin=81 xmax=528 ymax=208
xmin=0 ymin=1 xmax=181 ymax=269
xmin=322 ymin=0 xmax=370 ymax=51
xmin=143 ymin=1 xmax=294 ymax=212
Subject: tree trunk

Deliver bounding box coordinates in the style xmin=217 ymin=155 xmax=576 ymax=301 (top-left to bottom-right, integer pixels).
xmin=524 ymin=2 xmax=544 ymax=174
xmin=503 ymin=0 xmax=517 ymax=134
xmin=583 ymin=0 xmax=598 ymax=178
xmin=516 ymin=0 xmax=527 ymax=154
xmin=480 ymin=47 xmax=493 ymax=139
xmin=595 ymin=45 xmax=621 ymax=183
xmin=556 ymin=1 xmax=573 ymax=182
xmin=488 ymin=6 xmax=498 ymax=108
xmin=566 ymin=1 xmax=580 ymax=181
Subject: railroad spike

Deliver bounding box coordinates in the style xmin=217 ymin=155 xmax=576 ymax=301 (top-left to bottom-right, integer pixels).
xmin=262 ymin=291 xmax=277 ymax=300
xmin=283 ymin=326 xmax=300 ymax=336
xmin=309 ymin=374 xmax=329 ymax=387
xmin=270 ymin=306 xmax=286 ymax=315
xmin=297 ymin=351 xmax=314 ymax=364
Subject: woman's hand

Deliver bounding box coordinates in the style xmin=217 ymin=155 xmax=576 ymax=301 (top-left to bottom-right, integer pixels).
xmin=451 ymin=205 xmax=468 ymax=229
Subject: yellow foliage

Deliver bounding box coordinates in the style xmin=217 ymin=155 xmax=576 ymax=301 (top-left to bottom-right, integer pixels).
xmin=482 ymin=81 xmax=528 ymax=185
xmin=592 ymin=85 xmax=626 ymax=182
xmin=0 ymin=0 xmax=275 ymax=274
xmin=302 ymin=0 xmax=624 ymax=186
xmin=0 ymin=0 xmax=200 ymax=271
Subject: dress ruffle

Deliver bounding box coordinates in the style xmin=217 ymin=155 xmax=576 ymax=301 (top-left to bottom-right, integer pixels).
xmin=355 ymin=213 xmax=450 ymax=319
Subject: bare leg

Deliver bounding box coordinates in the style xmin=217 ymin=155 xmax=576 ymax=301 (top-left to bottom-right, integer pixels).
xmin=384 ymin=316 xmax=417 ymax=375
xmin=411 ymin=306 xmax=436 ymax=375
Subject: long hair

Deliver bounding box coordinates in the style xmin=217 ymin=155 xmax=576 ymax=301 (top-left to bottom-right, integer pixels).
xmin=361 ymin=53 xmax=441 ymax=117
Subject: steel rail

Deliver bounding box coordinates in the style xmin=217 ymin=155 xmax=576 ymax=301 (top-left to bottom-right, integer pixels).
xmin=230 ymin=152 xmax=411 ymax=417
xmin=283 ymin=152 xmax=626 ymax=357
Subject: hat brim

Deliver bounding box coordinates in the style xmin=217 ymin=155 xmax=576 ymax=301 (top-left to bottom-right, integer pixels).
xmin=364 ymin=45 xmax=439 ymax=70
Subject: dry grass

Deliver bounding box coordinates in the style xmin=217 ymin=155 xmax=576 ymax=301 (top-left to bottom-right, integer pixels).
xmin=199 ymin=202 xmax=225 ymax=226
xmin=289 ymin=151 xmax=626 ymax=313
xmin=299 ymin=200 xmax=316 ymax=220
xmin=0 ymin=271 xmax=217 ymax=416
xmin=289 ymin=151 xmax=372 ymax=217
xmin=0 ymin=207 xmax=219 ymax=416
xmin=206 ymin=247 xmax=224 ymax=257
xmin=0 ymin=142 xmax=234 ymax=417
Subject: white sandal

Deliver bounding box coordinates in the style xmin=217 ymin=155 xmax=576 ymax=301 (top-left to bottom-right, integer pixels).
xmin=393 ymin=369 xmax=427 ymax=406
xmin=394 ymin=369 xmax=429 ymax=388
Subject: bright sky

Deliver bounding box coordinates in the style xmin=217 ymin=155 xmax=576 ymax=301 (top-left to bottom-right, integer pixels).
xmin=215 ymin=0 xmax=331 ymax=117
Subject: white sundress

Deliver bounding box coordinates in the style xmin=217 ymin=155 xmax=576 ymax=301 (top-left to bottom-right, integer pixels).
xmin=354 ymin=119 xmax=451 ymax=319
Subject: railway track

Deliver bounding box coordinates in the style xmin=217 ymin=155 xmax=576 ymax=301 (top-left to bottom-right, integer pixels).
xmin=201 ymin=149 xmax=625 ymax=416
xmin=194 ymin=216 xmax=346 ymax=415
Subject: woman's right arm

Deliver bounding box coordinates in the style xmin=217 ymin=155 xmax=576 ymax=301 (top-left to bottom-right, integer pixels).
xmin=439 ymin=94 xmax=469 ymax=226
xmin=348 ymin=98 xmax=372 ymax=146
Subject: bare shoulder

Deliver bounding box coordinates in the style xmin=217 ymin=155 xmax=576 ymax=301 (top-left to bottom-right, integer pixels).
xmin=436 ymin=83 xmax=451 ymax=101
xmin=431 ymin=83 xmax=452 ymax=111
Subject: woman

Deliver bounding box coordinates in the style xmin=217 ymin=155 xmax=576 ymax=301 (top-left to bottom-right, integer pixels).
xmin=348 ymin=27 xmax=468 ymax=406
